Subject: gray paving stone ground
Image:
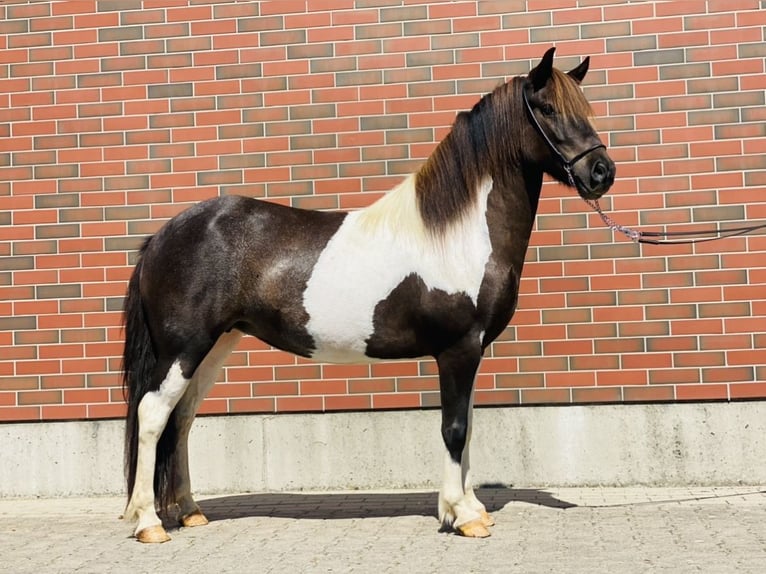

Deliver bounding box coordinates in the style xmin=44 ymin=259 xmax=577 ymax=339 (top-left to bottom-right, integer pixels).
xmin=2 ymin=487 xmax=766 ymax=573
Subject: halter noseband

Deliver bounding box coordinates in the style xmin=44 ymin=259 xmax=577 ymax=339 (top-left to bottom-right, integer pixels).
xmin=522 ymin=87 xmax=606 ymax=189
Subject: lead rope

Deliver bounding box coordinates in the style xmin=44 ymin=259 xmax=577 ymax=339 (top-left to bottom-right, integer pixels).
xmin=583 ymin=198 xmax=766 ymax=245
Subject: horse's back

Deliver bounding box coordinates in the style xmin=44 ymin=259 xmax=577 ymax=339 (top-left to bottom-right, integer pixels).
xmin=138 ymin=195 xmax=346 ymax=356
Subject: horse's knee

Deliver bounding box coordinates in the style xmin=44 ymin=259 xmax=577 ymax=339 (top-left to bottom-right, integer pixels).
xmin=441 ymin=420 xmax=467 ymax=462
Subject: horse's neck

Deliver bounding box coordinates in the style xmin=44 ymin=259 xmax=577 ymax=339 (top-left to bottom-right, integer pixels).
xmin=521 ymin=166 xmax=544 ymax=220
xmin=480 ymin=168 xmax=543 ymax=271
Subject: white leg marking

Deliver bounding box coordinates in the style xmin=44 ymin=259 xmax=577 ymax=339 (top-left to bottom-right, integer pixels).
xmin=439 ymin=450 xmax=469 ymax=528
xmin=174 ymin=331 xmax=243 ymax=521
xmin=124 ymin=361 xmax=190 ymax=537
xmin=439 ymin=448 xmax=484 ymax=530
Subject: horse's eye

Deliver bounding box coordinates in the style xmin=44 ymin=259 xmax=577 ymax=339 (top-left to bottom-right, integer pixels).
xmin=541 ymin=103 xmax=555 ymax=116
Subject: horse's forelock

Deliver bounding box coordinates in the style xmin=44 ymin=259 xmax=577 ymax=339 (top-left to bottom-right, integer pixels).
xmin=548 ymin=68 xmax=594 ymax=121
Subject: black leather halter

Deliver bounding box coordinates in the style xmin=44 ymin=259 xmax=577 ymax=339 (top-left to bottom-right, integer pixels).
xmin=522 ymin=87 xmax=606 ymax=190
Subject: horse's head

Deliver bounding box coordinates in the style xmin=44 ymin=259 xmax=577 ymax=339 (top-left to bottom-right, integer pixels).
xmin=523 ymin=47 xmax=615 ymax=200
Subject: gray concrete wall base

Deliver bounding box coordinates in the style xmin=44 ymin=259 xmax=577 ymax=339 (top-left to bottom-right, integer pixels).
xmin=1 ymin=402 xmax=764 ymax=498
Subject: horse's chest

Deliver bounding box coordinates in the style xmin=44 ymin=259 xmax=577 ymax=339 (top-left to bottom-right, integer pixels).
xmin=302 ymin=211 xmax=492 ymax=363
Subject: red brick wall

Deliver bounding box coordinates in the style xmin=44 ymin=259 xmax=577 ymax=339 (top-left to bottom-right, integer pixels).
xmin=1 ymin=0 xmax=765 ymax=422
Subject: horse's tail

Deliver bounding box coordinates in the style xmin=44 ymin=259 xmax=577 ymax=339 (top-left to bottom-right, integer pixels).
xmin=123 ymin=238 xmax=178 ymax=512
xmin=123 ymin=239 xmax=154 ymax=503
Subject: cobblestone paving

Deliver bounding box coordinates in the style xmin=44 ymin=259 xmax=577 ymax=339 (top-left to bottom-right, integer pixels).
xmin=2 ymin=487 xmax=766 ymax=573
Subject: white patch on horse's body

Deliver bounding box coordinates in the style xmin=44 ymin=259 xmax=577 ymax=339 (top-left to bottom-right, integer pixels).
xmin=303 ymin=175 xmax=494 ymax=363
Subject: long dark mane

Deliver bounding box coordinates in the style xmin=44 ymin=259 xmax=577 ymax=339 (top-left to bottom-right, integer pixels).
xmin=415 ymin=69 xmax=593 ymax=232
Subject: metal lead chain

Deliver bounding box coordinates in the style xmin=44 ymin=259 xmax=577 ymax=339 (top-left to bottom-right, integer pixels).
xmin=584 ymin=199 xmax=642 ymax=243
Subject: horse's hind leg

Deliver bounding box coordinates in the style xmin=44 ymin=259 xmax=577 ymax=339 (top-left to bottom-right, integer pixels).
xmin=173 ymin=330 xmax=243 ymax=527
xmin=124 ymin=358 xmax=192 ymax=543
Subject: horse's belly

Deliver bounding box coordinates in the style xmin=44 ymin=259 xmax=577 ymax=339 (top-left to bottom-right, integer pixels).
xmin=309 ymin=345 xmax=382 ymax=364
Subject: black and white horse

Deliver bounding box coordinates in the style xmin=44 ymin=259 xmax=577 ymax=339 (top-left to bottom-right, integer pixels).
xmin=122 ymin=48 xmax=615 ymax=543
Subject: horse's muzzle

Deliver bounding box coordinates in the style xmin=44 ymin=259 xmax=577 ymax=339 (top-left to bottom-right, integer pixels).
xmin=577 ymin=153 xmax=616 ymax=199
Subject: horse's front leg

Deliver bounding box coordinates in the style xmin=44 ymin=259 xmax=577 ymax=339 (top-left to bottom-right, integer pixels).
xmin=436 ymin=340 xmax=492 ymax=538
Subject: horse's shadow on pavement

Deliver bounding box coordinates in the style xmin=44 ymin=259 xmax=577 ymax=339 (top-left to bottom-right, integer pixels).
xmin=198 ymin=486 xmax=577 ymax=522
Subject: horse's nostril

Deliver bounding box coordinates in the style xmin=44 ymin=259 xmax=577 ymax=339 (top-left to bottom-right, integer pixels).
xmin=591 ymin=161 xmax=607 ymax=183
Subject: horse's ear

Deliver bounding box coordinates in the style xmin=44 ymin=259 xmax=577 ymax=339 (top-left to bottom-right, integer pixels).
xmin=568 ymin=56 xmax=590 ymax=85
xmin=529 ymin=46 xmax=556 ymax=91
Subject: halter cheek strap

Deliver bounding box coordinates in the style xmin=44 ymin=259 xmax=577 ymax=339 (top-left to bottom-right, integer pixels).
xmin=522 ymin=88 xmax=605 ymax=189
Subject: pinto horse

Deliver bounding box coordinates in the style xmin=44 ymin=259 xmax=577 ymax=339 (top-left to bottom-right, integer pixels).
xmin=122 ymin=48 xmax=615 ymax=543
